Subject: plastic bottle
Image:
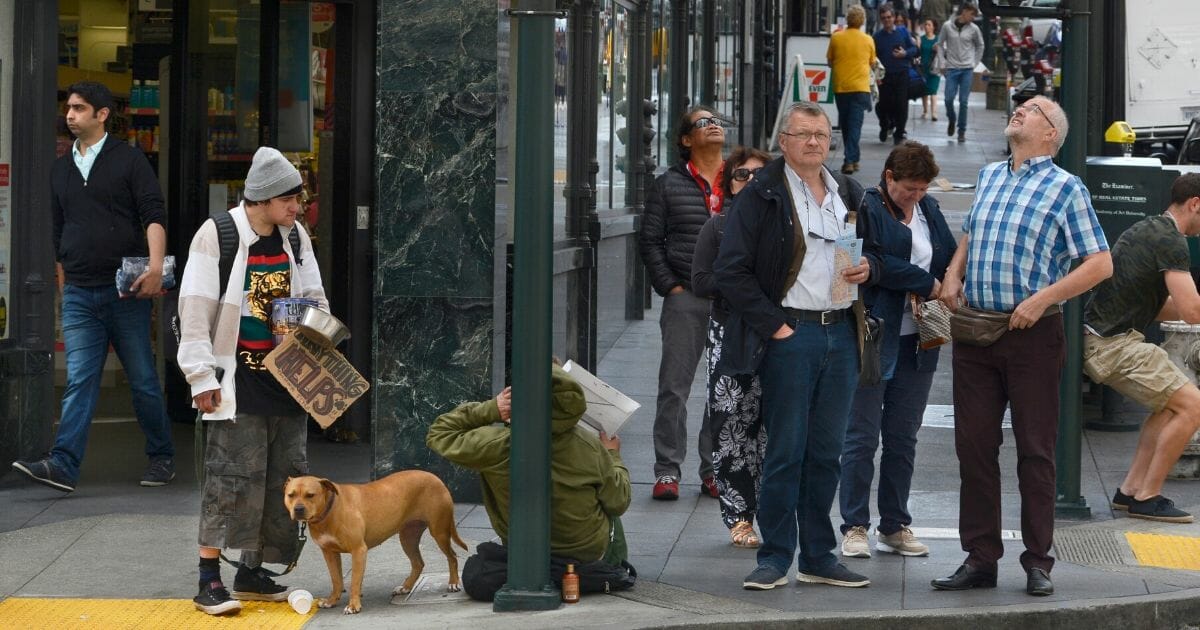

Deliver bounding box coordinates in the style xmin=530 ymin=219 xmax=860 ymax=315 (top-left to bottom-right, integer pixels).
xmin=152 ymin=125 xmax=159 ymax=152
xmin=132 ymin=80 xmax=144 ymax=109
xmin=147 ymin=80 xmax=159 ymax=109
xmin=224 ymin=85 xmax=235 ymax=112
xmin=561 ymin=564 xmax=579 ymax=604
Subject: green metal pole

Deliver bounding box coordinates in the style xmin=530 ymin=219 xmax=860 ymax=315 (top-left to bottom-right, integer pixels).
xmin=492 ymin=0 xmax=560 ymax=612
xmin=1054 ymin=0 xmax=1091 ymax=520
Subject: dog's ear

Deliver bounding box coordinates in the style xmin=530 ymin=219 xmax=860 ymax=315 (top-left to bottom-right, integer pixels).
xmin=320 ymin=478 xmax=339 ymax=496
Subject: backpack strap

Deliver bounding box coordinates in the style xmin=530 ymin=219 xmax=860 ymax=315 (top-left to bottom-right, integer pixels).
xmin=288 ymin=224 xmax=303 ymax=267
xmin=212 ymin=211 xmax=240 ymax=300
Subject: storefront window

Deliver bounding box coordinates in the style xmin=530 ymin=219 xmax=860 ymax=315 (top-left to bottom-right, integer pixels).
xmin=596 ymin=3 xmax=630 ymax=210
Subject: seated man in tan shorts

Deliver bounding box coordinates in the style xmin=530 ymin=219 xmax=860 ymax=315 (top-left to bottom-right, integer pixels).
xmin=1082 ymin=173 xmax=1200 ymax=523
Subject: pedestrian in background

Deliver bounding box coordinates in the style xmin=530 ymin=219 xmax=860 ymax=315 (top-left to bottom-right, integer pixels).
xmin=828 ymin=5 xmax=877 ymax=175
xmin=920 ymin=0 xmax=952 ymax=30
xmin=919 ymin=19 xmax=942 ymax=120
xmin=873 ymin=3 xmax=919 ymax=146
xmin=178 ymin=147 xmax=329 ymax=615
xmin=838 ymin=141 xmax=956 ymax=561
xmin=12 ymin=81 xmax=174 ymax=493
xmin=639 ymin=106 xmax=726 ymax=501
xmin=715 ymin=102 xmax=879 ymax=592
xmin=939 ymin=2 xmax=985 ymax=143
xmin=934 ymin=96 xmax=1111 ymax=597
xmin=692 ymin=146 xmax=771 ymax=549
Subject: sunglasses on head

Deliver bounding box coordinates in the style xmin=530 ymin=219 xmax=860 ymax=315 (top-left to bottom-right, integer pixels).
xmin=731 ymin=167 xmax=761 ymax=182
xmin=690 ymin=116 xmax=723 ymax=131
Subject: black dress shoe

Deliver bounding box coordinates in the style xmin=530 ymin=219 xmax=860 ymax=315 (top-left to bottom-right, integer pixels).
xmin=931 ymin=564 xmax=997 ymax=590
xmin=1026 ymin=567 xmax=1053 ymax=596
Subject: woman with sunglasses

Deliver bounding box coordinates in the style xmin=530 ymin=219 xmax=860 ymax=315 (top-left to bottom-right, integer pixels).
xmin=691 ymin=145 xmax=771 ymax=548
xmin=837 ymin=141 xmax=957 ymax=560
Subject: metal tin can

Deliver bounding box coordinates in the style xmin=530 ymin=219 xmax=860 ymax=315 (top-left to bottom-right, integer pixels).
xmin=270 ymin=297 xmax=319 ymax=346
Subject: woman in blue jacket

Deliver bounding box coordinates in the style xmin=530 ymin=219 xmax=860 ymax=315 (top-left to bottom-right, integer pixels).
xmin=838 ymin=141 xmax=956 ymax=559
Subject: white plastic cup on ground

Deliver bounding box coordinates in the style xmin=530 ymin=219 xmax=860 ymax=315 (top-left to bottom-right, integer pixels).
xmin=288 ymin=589 xmax=313 ymax=614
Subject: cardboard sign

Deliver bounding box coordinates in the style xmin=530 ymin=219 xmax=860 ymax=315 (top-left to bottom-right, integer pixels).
xmin=264 ymin=327 xmax=369 ymax=428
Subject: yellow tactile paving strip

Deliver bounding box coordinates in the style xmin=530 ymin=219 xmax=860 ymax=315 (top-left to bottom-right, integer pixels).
xmin=0 ymin=598 xmax=313 ymax=630
xmin=1126 ymin=532 xmax=1200 ymax=571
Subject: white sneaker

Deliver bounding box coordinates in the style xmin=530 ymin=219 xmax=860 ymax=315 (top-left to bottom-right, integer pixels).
xmin=875 ymin=526 xmax=929 ymax=557
xmin=841 ymin=526 xmax=870 ymax=558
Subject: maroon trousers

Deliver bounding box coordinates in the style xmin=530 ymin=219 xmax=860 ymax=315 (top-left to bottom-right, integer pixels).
xmin=951 ymin=313 xmax=1064 ymax=574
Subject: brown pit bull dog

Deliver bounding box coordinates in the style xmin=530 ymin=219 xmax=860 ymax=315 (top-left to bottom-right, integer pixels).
xmin=284 ymin=471 xmax=468 ymax=614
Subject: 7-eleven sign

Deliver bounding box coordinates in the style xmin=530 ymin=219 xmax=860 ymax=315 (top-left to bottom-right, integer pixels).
xmin=804 ymin=65 xmax=833 ymax=104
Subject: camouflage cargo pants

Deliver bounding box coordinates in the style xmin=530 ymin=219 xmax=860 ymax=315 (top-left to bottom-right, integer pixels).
xmin=198 ymin=413 xmax=308 ymax=567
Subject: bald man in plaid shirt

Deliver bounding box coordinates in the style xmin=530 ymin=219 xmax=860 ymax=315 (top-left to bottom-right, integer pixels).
xmin=933 ymin=96 xmax=1112 ymax=597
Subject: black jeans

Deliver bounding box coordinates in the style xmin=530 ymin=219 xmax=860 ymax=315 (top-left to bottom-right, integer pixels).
xmin=876 ymin=70 xmax=910 ymax=141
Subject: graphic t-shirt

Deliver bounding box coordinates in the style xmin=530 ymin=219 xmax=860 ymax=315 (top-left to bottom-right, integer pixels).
xmin=1084 ymin=215 xmax=1190 ymax=337
xmin=235 ymin=229 xmax=303 ymax=416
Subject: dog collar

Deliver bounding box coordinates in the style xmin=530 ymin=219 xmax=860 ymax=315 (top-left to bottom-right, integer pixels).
xmin=307 ymin=492 xmax=336 ymax=526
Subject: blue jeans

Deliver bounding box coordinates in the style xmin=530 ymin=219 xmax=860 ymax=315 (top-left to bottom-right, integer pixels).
xmin=755 ymin=319 xmax=858 ymax=575
xmin=52 ymin=284 xmax=173 ymax=482
xmin=943 ymin=68 xmax=973 ymax=135
xmin=835 ymin=92 xmax=872 ymax=165
xmin=839 ymin=334 xmax=935 ymax=536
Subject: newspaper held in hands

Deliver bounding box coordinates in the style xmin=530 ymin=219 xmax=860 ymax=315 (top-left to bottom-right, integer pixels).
xmin=561 ymin=360 xmax=640 ymax=437
xmin=831 ymin=235 xmax=863 ymax=304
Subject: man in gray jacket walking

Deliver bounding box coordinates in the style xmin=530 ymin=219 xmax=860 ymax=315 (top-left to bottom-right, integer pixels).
xmin=938 ymin=3 xmax=985 ymax=142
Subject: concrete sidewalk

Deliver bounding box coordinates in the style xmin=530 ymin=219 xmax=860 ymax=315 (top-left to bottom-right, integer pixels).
xmin=6 ymin=102 xmax=1200 ymax=629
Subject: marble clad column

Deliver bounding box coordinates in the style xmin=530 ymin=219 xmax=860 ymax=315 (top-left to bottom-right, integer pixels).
xmin=373 ymin=0 xmax=497 ymax=502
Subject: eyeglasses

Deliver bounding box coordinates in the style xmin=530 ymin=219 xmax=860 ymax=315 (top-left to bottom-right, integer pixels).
xmin=1013 ymin=102 xmax=1055 ymax=130
xmin=731 ymin=167 xmax=761 ymax=182
xmin=781 ymin=130 xmax=831 ymax=143
xmin=690 ymin=116 xmax=723 ymax=131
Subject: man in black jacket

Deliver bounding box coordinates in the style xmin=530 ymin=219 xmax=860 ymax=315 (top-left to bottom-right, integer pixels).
xmin=11 ymin=81 xmax=173 ymax=492
xmin=638 ymin=106 xmax=725 ymax=501
xmin=715 ymin=102 xmax=878 ymax=591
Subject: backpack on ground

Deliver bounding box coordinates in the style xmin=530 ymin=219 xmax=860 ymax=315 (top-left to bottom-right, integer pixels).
xmin=461 ymin=541 xmax=637 ymax=602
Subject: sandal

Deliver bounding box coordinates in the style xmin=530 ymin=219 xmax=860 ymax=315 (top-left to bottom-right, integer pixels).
xmin=730 ymin=521 xmax=761 ymax=548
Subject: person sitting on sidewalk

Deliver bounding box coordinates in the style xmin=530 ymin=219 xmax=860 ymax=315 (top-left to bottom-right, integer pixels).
xmin=426 ymin=364 xmax=632 ymax=600
xmin=177 ymin=147 xmax=329 ymax=616
xmin=1083 ymin=172 xmax=1200 ymax=524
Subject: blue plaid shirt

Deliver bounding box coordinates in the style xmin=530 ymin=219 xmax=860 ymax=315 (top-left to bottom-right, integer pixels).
xmin=963 ymin=156 xmax=1108 ymax=312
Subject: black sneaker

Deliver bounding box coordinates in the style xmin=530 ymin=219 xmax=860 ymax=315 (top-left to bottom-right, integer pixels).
xmin=1111 ymin=488 xmax=1133 ymax=511
xmin=1128 ymin=495 xmax=1194 ymax=523
xmin=743 ymin=564 xmax=788 ymax=590
xmin=194 ymin=580 xmax=242 ymax=615
xmin=140 ymin=458 xmax=176 ymax=487
xmin=12 ymin=457 xmax=75 ymax=493
xmin=232 ymin=566 xmax=290 ymax=601
xmin=797 ymin=563 xmax=870 ymax=587
xmin=947 ymin=119 xmax=956 ymax=136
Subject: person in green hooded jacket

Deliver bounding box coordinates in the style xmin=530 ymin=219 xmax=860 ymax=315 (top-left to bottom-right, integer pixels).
xmin=426 ymin=364 xmax=631 ymax=565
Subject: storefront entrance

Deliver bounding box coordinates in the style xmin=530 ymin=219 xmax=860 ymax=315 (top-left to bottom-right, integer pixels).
xmin=52 ymin=0 xmax=373 ymax=439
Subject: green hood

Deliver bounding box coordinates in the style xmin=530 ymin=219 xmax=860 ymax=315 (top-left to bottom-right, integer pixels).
xmin=551 ymin=365 xmax=587 ymax=435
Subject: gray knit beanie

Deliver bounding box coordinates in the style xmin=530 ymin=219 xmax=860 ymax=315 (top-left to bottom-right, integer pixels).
xmin=243 ymin=147 xmax=303 ymax=201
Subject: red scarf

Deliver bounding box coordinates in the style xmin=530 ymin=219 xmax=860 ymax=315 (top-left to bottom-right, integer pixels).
xmin=686 ymin=160 xmax=725 ymax=216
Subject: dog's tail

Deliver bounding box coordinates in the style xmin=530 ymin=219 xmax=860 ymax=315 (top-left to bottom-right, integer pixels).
xmin=451 ymin=522 xmax=468 ymax=551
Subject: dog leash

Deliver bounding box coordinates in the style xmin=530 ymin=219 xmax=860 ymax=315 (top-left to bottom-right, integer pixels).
xmin=219 ymin=523 xmax=309 ymax=578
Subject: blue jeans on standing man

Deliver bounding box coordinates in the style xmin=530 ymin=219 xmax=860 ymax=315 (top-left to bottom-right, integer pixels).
xmin=52 ymin=284 xmax=174 ymax=483
xmin=755 ymin=319 xmax=859 ymax=575
xmin=943 ymin=68 xmax=973 ymax=137
xmin=839 ymin=334 xmax=936 ymax=536
xmin=835 ymin=92 xmax=872 ymax=166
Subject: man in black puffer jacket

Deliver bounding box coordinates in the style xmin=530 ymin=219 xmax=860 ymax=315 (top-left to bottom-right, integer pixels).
xmin=639 ymin=106 xmax=726 ymax=501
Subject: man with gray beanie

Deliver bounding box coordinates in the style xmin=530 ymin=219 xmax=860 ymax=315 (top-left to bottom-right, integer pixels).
xmin=177 ymin=146 xmax=329 ymax=615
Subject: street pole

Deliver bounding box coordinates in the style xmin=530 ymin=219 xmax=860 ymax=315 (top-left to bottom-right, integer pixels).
xmin=492 ymin=0 xmax=560 ymax=612
xmin=1054 ymin=0 xmax=1091 ymax=520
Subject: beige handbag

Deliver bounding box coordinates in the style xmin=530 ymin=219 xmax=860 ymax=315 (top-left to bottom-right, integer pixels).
xmin=911 ymin=294 xmax=952 ymax=350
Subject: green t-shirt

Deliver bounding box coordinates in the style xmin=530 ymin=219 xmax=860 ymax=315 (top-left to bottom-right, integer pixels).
xmin=1084 ymin=215 xmax=1190 ymax=336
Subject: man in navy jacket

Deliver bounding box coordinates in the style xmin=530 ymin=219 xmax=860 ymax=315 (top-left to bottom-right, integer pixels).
xmin=12 ymin=81 xmax=173 ymax=492
xmin=715 ymin=101 xmax=880 ymax=591
xmin=873 ymin=3 xmax=919 ymax=145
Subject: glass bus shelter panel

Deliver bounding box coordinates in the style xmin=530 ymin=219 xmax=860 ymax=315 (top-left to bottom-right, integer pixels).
xmin=597 ymin=2 xmax=630 ymax=211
